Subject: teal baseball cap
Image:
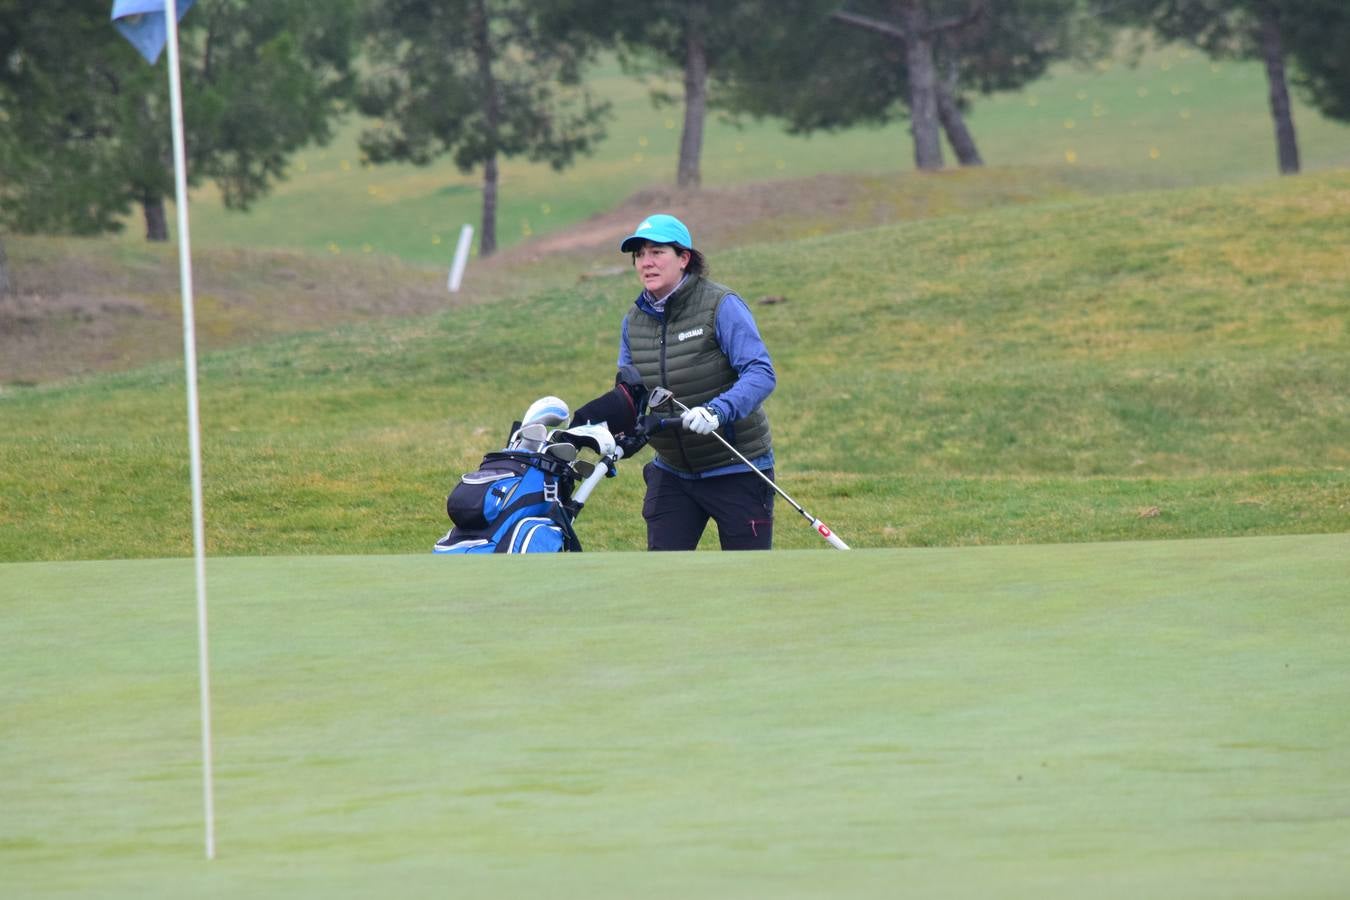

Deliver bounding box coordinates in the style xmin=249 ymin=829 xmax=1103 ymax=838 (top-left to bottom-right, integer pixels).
xmin=619 ymin=214 xmax=693 ymax=253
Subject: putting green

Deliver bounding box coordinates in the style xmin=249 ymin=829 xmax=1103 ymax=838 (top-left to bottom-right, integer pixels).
xmin=3 ymin=534 xmax=1347 ymax=898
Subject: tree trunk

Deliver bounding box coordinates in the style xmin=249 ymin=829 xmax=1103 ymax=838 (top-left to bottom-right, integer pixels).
xmin=471 ymin=0 xmax=500 ymax=256
xmin=677 ymin=2 xmax=709 ymax=189
xmin=1257 ymin=5 xmax=1300 ymax=175
xmin=898 ymin=2 xmax=944 ymax=171
xmin=143 ymin=192 xmax=169 ymax=242
xmin=481 ymin=153 xmax=498 ymax=258
xmin=0 ymin=236 xmax=11 ymax=296
xmin=936 ymin=55 xmax=983 ymax=166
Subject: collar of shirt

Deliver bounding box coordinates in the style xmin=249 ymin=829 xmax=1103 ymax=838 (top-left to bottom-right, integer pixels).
xmin=642 ymin=273 xmax=689 ymax=313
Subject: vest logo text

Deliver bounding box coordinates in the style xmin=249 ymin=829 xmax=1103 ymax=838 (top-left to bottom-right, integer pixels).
xmin=677 ymin=327 xmax=705 ymax=342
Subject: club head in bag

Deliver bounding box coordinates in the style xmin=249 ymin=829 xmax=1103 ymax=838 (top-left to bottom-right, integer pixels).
xmin=544 ymin=441 xmax=578 ymax=463
xmin=521 ymin=396 xmax=570 ymax=428
xmin=509 ymin=422 xmax=549 ymax=452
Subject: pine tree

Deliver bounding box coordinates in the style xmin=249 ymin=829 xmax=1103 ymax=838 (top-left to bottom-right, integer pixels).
xmin=0 ymin=0 xmax=360 ymax=240
xmin=356 ymin=0 xmax=610 ymax=257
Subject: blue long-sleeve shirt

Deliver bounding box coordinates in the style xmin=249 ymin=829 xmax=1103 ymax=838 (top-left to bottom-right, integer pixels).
xmin=619 ymin=288 xmax=776 ymax=478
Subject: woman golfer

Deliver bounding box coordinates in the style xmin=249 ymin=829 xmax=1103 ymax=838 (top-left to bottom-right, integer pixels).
xmin=616 ymin=213 xmax=777 ymax=551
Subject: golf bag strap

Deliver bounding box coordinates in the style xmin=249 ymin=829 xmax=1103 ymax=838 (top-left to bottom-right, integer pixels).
xmin=554 ymin=504 xmax=583 ymax=552
xmin=482 ymin=450 xmax=573 ymax=479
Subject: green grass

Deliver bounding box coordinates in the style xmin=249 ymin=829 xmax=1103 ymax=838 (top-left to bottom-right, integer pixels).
xmin=5 ymin=38 xmax=1347 ymax=899
xmin=2 ymin=534 xmax=1348 ymax=898
xmin=3 ymin=172 xmax=1347 ymax=560
xmin=173 ymin=47 xmax=1350 ymax=263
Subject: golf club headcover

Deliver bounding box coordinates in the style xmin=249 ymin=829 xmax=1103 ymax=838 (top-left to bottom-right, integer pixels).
xmin=571 ymin=366 xmax=648 ymax=438
xmin=614 ymin=364 xmax=649 ymax=414
xmin=571 ymin=384 xmax=640 ymax=436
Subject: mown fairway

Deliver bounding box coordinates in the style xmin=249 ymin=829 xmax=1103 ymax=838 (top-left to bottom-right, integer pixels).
xmin=3 ymin=534 xmax=1347 ymax=899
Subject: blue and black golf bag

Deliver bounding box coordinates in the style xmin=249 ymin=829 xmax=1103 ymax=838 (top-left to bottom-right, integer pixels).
xmin=433 ymin=371 xmax=649 ymax=555
xmin=433 ymin=448 xmax=583 ymax=554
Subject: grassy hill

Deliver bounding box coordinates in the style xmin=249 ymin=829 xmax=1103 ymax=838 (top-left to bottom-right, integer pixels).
xmin=2 ymin=171 xmax=1345 ymax=560
xmin=7 ymin=39 xmax=1350 ymax=384
xmin=0 ymin=164 xmax=1147 ymax=385
xmin=0 ymin=238 xmax=456 ymax=384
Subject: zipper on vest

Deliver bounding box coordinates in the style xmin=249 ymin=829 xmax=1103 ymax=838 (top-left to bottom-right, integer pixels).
xmin=658 ymin=318 xmax=695 ymax=471
xmin=658 ymin=318 xmax=668 ymax=387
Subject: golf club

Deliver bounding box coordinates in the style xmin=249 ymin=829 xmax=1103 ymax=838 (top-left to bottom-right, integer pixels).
xmin=543 ymin=441 xmax=578 ymax=463
xmin=647 ymin=387 xmax=850 ymax=550
xmin=508 ymin=421 xmax=549 ymax=452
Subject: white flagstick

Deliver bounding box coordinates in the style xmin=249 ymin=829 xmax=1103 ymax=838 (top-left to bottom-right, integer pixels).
xmin=162 ymin=0 xmax=216 ymax=860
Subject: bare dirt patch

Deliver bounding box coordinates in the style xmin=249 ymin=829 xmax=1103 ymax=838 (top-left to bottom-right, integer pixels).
xmin=0 ymin=242 xmax=459 ymax=384
xmin=507 ymin=166 xmax=1091 ymax=266
xmin=2 ymin=168 xmax=1085 ymax=384
xmin=510 ymin=174 xmax=884 ymax=263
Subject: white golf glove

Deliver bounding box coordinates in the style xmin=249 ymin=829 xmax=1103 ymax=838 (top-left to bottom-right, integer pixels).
xmin=681 ymin=406 xmax=720 ymax=435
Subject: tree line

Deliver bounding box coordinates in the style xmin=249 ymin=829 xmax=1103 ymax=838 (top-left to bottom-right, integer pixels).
xmin=1 ymin=0 xmax=1347 ymax=275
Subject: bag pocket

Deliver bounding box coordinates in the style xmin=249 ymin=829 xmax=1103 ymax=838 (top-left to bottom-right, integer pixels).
xmin=446 ymin=465 xmax=524 ymax=532
xmin=503 ymin=517 xmax=567 ymax=553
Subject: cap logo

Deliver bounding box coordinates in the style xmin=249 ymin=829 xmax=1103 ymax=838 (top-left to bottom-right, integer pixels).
xmin=638 ymin=219 xmax=655 ymax=231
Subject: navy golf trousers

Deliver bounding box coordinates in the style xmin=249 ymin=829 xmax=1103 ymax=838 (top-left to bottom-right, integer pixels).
xmin=642 ymin=462 xmax=774 ymax=551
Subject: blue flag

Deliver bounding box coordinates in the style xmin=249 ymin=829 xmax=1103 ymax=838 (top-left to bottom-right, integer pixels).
xmin=111 ymin=0 xmax=197 ymax=65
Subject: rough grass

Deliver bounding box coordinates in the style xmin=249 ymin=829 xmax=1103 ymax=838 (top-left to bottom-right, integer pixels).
xmin=1 ymin=172 xmax=1346 ymax=560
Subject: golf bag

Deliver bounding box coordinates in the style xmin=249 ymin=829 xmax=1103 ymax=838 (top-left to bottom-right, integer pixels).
xmin=434 ymin=448 xmax=583 ymax=554
xmin=433 ymin=371 xmax=648 ymax=555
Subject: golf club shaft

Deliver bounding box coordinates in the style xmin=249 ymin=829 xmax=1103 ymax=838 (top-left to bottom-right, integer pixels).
xmin=662 ymin=402 xmax=849 ymax=550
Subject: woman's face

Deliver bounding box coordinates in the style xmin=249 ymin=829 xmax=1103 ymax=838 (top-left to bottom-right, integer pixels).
xmin=632 ymin=242 xmax=690 ymax=297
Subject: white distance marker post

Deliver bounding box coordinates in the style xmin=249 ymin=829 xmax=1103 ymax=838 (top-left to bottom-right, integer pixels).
xmin=448 ymin=224 xmax=474 ymax=292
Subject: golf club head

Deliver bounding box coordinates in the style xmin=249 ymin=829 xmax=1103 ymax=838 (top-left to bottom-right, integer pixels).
xmin=509 ymin=422 xmax=549 ymax=452
xmin=647 ymin=386 xmax=674 ymax=411
xmin=543 ymin=441 xmax=578 ymax=463
xmin=521 ymin=395 xmax=570 ymax=428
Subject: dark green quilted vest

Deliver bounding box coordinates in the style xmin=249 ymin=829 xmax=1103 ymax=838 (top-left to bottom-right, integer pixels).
xmin=625 ymin=276 xmax=772 ymax=473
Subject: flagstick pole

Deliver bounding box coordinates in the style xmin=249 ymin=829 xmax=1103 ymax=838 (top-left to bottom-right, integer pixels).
xmin=162 ymin=0 xmax=216 ymax=861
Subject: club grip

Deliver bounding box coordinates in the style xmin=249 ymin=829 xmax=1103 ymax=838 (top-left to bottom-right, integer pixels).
xmin=637 ymin=414 xmax=687 ymax=435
